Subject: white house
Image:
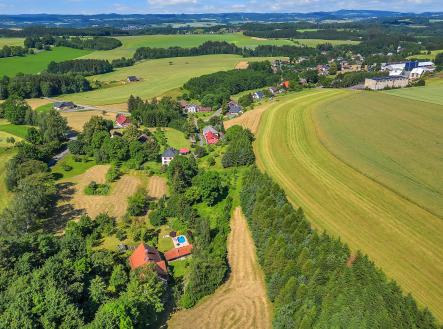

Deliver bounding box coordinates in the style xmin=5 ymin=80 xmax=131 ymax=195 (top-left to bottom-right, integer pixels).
xmin=409 ymin=68 xmax=425 ymax=80
xmin=162 ymin=148 xmax=178 ymax=166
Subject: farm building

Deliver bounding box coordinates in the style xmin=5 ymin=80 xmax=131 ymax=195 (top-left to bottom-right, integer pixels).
xmin=127 ymin=76 xmax=139 ymax=83
xmin=162 ymin=147 xmax=178 ymax=166
xmin=53 ymin=101 xmax=76 ymax=111
xmin=340 ymin=63 xmax=365 ymax=73
xmin=364 ymin=76 xmax=409 ymax=90
xmin=115 ymin=114 xmax=131 ymax=128
xmin=129 ymin=243 xmax=168 ymax=278
xmin=202 ymin=125 xmax=220 ymax=145
xmin=281 ymin=81 xmax=290 ymax=89
xmin=164 ymin=245 xmax=193 ymax=262
xmin=227 ymin=101 xmax=242 ymax=116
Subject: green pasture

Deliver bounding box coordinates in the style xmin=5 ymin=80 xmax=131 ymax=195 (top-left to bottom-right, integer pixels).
xmin=64 ymin=55 xmax=281 ymax=105
xmin=407 ymin=49 xmax=443 ymax=60
xmin=81 ymin=33 xmax=294 ymax=60
xmin=0 ymin=47 xmax=91 ymax=76
xmin=52 ymin=155 xmax=97 ymax=181
xmin=255 ymin=89 xmax=443 ymax=320
xmin=292 ymin=38 xmax=359 ymax=47
xmin=0 ymin=119 xmax=30 ymax=139
xmin=384 ymin=77 xmax=443 ymax=105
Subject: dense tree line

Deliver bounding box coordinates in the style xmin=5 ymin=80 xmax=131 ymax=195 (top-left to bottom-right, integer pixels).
xmin=69 ymin=117 xmax=160 ymax=168
xmin=111 ymin=57 xmax=135 ymax=68
xmin=221 ymin=126 xmax=255 ymax=168
xmin=25 ymin=35 xmax=122 ymax=50
xmin=183 ymin=61 xmax=279 ymax=108
xmin=134 ymin=41 xmax=316 ymax=61
xmin=244 ymin=26 xmax=361 ymax=41
xmin=0 ymin=45 xmax=28 ymax=58
xmin=0 ymin=73 xmax=91 ymax=99
xmin=0 ymin=213 xmax=167 ymax=327
xmin=47 ymin=59 xmax=113 ymax=76
xmin=329 ymin=71 xmax=389 ymax=88
xmin=240 ymin=167 xmax=439 ymax=329
xmin=128 ymin=96 xmax=188 ymax=131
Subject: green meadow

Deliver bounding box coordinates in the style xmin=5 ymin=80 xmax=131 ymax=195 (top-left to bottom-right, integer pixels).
xmin=0 ymin=37 xmax=25 ymax=47
xmin=81 ymin=33 xmax=294 ymax=60
xmin=64 ymin=54 xmax=281 ymax=105
xmin=0 ymin=47 xmax=91 ymax=76
xmin=384 ymin=77 xmax=443 ymax=105
xmin=255 ymin=89 xmax=443 ymax=320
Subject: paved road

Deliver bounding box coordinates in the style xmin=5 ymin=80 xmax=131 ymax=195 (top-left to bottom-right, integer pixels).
xmin=48 ymin=132 xmax=77 ymax=167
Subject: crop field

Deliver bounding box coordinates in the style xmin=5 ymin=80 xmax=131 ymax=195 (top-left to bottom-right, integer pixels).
xmin=60 ymin=110 xmax=117 ymax=132
xmin=64 ymin=55 xmax=280 ymax=105
xmin=255 ymin=89 xmax=443 ymax=320
xmin=147 ymin=176 xmax=168 ymax=199
xmin=224 ymin=101 xmax=275 ymax=134
xmin=168 ymin=207 xmax=272 ymax=329
xmin=0 ymin=47 xmax=91 ymax=76
xmin=81 ymin=33 xmax=294 ymax=60
xmin=384 ymin=77 xmax=443 ymax=105
xmin=0 ymin=37 xmax=25 ymax=47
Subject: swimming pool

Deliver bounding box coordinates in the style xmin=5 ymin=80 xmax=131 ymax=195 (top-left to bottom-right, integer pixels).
xmin=177 ymin=235 xmax=186 ymax=244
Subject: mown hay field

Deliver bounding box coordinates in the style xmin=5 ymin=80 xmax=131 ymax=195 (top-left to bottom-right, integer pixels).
xmin=255 ymin=89 xmax=443 ymax=321
xmin=0 ymin=37 xmax=25 ymax=47
xmin=168 ymin=207 xmax=272 ymax=329
xmin=384 ymin=77 xmax=443 ymax=105
xmin=64 ymin=55 xmax=280 ymax=105
xmin=0 ymin=47 xmax=91 ymax=76
xmin=224 ymin=101 xmax=275 ymax=134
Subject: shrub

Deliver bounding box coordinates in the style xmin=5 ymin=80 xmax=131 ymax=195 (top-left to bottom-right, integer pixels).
xmin=127 ymin=189 xmax=149 ymax=216
xmin=61 ymin=163 xmax=73 ymax=171
xmin=106 ymin=163 xmax=121 ymax=182
xmin=84 ymin=181 xmax=111 ymax=195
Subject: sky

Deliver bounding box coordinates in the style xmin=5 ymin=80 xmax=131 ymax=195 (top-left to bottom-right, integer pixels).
xmin=0 ymin=0 xmax=442 ymax=15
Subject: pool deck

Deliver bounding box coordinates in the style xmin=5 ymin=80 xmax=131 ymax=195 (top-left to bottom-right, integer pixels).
xmin=172 ymin=235 xmax=190 ymax=248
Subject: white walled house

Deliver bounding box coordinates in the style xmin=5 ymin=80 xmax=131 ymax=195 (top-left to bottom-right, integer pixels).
xmin=162 ymin=148 xmax=178 ymax=166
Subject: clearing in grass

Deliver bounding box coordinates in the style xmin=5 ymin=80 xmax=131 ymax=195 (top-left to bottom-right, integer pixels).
xmin=64 ymin=55 xmax=283 ymax=106
xmin=0 ymin=47 xmax=91 ymax=76
xmin=255 ymin=89 xmax=443 ymax=321
xmin=168 ymin=207 xmax=272 ymax=329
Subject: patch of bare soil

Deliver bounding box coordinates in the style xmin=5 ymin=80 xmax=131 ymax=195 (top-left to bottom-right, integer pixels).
xmin=235 ymin=61 xmax=249 ymax=70
xmin=147 ymin=176 xmax=168 ymax=199
xmin=168 ymin=207 xmax=272 ymax=329
xmin=27 ymin=98 xmax=52 ymax=109
xmin=61 ymin=110 xmax=116 ymax=132
xmin=57 ymin=165 xmax=142 ymax=219
xmin=224 ymin=101 xmax=274 ymax=134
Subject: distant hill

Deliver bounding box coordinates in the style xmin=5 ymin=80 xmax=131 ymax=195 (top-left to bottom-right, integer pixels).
xmin=0 ymin=11 xmax=442 ymax=28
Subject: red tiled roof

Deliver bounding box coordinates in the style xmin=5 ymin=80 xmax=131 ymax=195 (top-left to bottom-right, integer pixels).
xmin=179 ymin=148 xmax=190 ymax=154
xmin=281 ymin=81 xmax=290 ymax=88
xmin=116 ymin=114 xmax=130 ymax=125
xmin=205 ymin=131 xmax=219 ymax=145
xmin=164 ymin=244 xmax=193 ymax=261
xmin=129 ymin=243 xmax=168 ymax=276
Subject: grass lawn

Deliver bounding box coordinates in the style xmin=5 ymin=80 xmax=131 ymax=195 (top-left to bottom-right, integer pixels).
xmin=0 ymin=131 xmax=22 ymax=147
xmin=169 ymin=259 xmax=190 ymax=278
xmin=384 ymin=77 xmax=443 ymax=105
xmin=0 ymin=47 xmax=91 ymax=76
xmin=35 ymin=103 xmax=54 ymax=113
xmin=81 ymin=33 xmax=294 ymax=60
xmin=0 ymin=119 xmax=30 ymax=139
xmin=255 ymin=89 xmax=443 ymax=320
xmin=162 ymin=128 xmax=190 ymax=150
xmin=52 ymin=155 xmax=97 ymax=180
xmin=0 ymin=37 xmax=25 ymax=47
xmin=157 ymin=225 xmax=175 ymax=252
xmin=64 ymin=55 xmax=283 ymax=105
xmin=407 ymin=49 xmax=443 ymax=60
xmin=0 ymin=148 xmax=16 ymax=211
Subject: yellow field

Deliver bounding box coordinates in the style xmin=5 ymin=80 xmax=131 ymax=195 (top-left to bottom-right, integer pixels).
xmin=168 ymin=207 xmax=272 ymax=329
xmin=255 ymin=89 xmax=443 ymax=320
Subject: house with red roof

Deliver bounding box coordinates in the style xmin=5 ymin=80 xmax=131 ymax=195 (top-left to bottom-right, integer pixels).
xmin=115 ymin=113 xmax=131 ymax=128
xmin=179 ymin=148 xmax=190 ymax=155
xmin=202 ymin=125 xmax=220 ymax=145
xmin=129 ymin=243 xmax=168 ymax=278
xmin=164 ymin=245 xmax=193 ymax=262
xmin=281 ymin=80 xmax=290 ymax=89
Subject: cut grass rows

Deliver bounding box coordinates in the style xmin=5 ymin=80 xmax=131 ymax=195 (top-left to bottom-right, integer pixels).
xmin=255 ymin=89 xmax=443 ymax=321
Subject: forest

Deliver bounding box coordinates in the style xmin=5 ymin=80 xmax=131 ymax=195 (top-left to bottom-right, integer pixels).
xmin=183 ymin=61 xmax=279 ymax=108
xmin=47 ymin=59 xmax=114 ymax=76
xmin=0 ymin=73 xmax=91 ymax=99
xmin=240 ymin=167 xmax=439 ymax=329
xmin=24 ymin=35 xmax=122 ymax=50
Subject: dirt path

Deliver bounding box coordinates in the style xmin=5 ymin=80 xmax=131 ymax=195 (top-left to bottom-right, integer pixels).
xmin=168 ymin=207 xmax=272 ymax=329
xmin=224 ymin=101 xmax=275 ymax=134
